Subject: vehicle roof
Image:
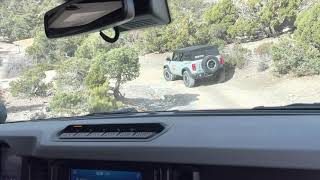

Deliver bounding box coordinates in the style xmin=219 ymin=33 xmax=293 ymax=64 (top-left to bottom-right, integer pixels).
xmin=175 ymin=45 xmax=218 ymax=53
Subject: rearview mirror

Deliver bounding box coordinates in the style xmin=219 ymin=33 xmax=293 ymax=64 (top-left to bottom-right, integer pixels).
xmin=166 ymin=57 xmax=171 ymax=61
xmin=44 ymin=0 xmax=135 ymax=38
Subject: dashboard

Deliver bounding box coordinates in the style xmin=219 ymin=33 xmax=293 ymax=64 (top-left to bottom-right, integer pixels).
xmin=1 ymin=110 xmax=320 ymax=180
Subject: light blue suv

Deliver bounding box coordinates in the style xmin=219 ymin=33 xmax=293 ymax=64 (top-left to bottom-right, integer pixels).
xmin=164 ymin=45 xmax=225 ymax=87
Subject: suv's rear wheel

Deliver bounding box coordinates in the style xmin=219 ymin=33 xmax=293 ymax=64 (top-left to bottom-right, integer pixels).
xmin=202 ymin=56 xmax=220 ymax=74
xmin=183 ymin=71 xmax=195 ymax=88
xmin=164 ymin=68 xmax=177 ymax=81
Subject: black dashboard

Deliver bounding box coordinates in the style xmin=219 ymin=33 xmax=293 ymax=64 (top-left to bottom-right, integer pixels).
xmin=2 ymin=111 xmax=320 ymax=180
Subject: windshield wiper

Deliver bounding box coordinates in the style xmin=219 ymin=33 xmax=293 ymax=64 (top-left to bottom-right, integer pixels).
xmin=85 ymin=103 xmax=320 ymax=117
xmin=254 ymin=103 xmax=320 ymax=110
xmin=85 ymin=107 xmax=139 ymax=117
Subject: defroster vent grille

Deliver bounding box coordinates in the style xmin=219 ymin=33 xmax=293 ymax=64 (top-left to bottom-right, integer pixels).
xmin=59 ymin=123 xmax=166 ymax=140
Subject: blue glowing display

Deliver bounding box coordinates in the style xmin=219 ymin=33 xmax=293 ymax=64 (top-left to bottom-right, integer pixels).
xmin=71 ymin=169 xmax=142 ymax=180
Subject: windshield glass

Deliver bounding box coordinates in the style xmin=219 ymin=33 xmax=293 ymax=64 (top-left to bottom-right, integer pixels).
xmin=0 ymin=0 xmax=319 ymax=122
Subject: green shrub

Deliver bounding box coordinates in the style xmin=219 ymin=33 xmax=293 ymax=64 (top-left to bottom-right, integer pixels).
xmin=0 ymin=0 xmax=58 ymax=41
xmin=87 ymin=82 xmax=122 ymax=113
xmin=294 ymin=45 xmax=320 ymax=76
xmin=103 ymin=48 xmax=140 ymax=82
xmin=141 ymin=16 xmax=205 ymax=53
xmin=49 ymin=83 xmax=122 ymax=114
xmin=192 ymin=24 xmax=226 ymax=47
xmin=258 ymin=0 xmax=302 ymax=36
xmin=140 ymin=28 xmax=169 ymax=53
xmin=224 ymin=44 xmax=249 ymax=69
xmin=204 ymin=0 xmax=237 ymax=41
xmin=272 ymin=38 xmax=304 ymax=75
xmin=75 ymin=34 xmax=109 ymax=59
xmin=206 ymin=24 xmax=228 ymax=41
xmin=205 ymin=0 xmax=237 ymax=26
xmin=272 ymin=38 xmax=320 ymax=76
xmin=228 ymin=18 xmax=260 ymax=40
xmin=86 ymin=47 xmax=140 ymax=98
xmin=294 ymin=3 xmax=320 ymax=49
xmin=85 ymin=61 xmax=109 ymax=89
xmin=56 ymin=58 xmax=91 ymax=91
xmin=9 ymin=66 xmax=50 ymax=97
xmin=139 ymin=0 xmax=211 ymax=53
xmin=26 ymin=28 xmax=85 ymax=65
xmin=49 ymin=91 xmax=87 ymax=114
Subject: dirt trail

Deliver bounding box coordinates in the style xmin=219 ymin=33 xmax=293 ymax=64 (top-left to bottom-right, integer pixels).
xmin=122 ymin=53 xmax=320 ymax=111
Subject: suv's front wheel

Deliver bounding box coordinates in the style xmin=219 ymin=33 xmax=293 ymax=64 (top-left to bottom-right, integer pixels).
xmin=183 ymin=71 xmax=195 ymax=88
xmin=164 ymin=68 xmax=177 ymax=81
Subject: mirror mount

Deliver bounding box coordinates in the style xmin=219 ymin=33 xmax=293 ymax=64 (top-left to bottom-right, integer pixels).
xmin=100 ymin=27 xmax=120 ymax=43
xmin=44 ymin=0 xmax=135 ymax=39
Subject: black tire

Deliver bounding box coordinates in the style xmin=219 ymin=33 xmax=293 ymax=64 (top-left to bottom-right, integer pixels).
xmin=164 ymin=68 xmax=177 ymax=81
xmin=183 ymin=70 xmax=195 ymax=88
xmin=202 ymin=56 xmax=220 ymax=74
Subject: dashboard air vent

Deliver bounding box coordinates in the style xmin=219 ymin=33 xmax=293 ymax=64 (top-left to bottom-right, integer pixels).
xmin=59 ymin=123 xmax=166 ymax=140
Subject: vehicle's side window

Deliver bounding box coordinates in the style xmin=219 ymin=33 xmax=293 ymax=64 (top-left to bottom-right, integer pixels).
xmin=183 ymin=54 xmax=192 ymax=61
xmin=172 ymin=53 xmax=183 ymax=61
xmin=178 ymin=53 xmax=183 ymax=61
xmin=172 ymin=53 xmax=179 ymax=61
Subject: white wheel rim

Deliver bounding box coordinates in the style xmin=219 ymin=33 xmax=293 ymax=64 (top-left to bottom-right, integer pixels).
xmin=207 ymin=60 xmax=216 ymax=70
xmin=165 ymin=70 xmax=171 ymax=80
xmin=184 ymin=73 xmax=190 ymax=86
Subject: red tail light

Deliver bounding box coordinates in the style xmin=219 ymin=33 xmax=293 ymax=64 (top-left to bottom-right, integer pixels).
xmin=219 ymin=56 xmax=225 ymax=65
xmin=192 ymin=64 xmax=196 ymax=71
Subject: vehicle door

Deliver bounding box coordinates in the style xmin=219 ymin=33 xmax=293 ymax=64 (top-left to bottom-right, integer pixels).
xmin=181 ymin=53 xmax=193 ymax=73
xmin=175 ymin=52 xmax=186 ymax=76
xmin=169 ymin=52 xmax=184 ymax=75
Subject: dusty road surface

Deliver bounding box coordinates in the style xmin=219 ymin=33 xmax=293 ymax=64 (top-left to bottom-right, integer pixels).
xmin=122 ymin=53 xmax=320 ymax=111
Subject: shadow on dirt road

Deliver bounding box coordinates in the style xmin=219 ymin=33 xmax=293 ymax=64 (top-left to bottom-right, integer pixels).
xmin=198 ymin=64 xmax=236 ymax=87
xmin=123 ymin=94 xmax=199 ymax=111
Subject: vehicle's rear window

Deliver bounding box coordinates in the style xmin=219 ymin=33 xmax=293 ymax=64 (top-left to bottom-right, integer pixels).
xmin=205 ymin=48 xmax=220 ymax=56
xmin=183 ymin=53 xmax=192 ymax=61
xmin=190 ymin=48 xmax=219 ymax=61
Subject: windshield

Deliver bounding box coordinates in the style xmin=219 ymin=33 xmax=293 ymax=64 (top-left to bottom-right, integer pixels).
xmin=0 ymin=0 xmax=319 ymax=122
